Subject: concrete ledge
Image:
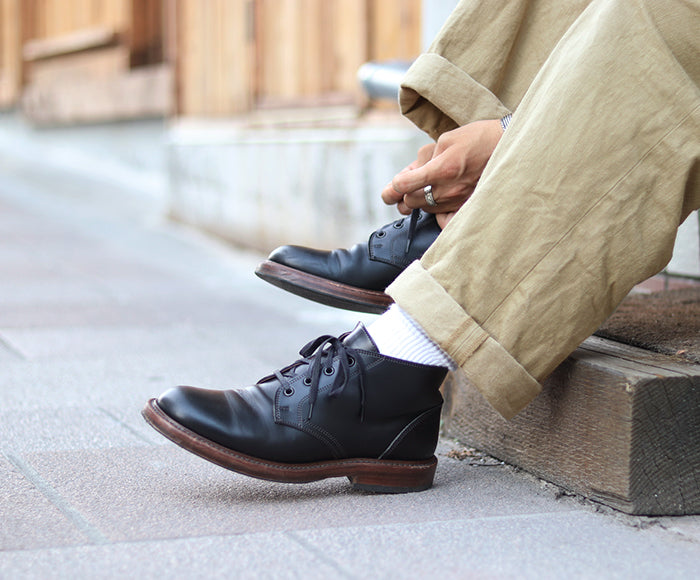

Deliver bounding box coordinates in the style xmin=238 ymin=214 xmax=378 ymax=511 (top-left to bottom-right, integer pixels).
xmin=0 ymin=112 xmax=166 ymax=201
xmin=166 ymin=116 xmax=431 ymax=252
xmin=23 ymin=65 xmax=172 ymax=126
xmin=669 ymin=212 xmax=700 ymax=278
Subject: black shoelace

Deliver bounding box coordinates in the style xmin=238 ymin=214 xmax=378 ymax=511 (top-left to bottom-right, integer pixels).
xmin=406 ymin=208 xmax=421 ymax=253
xmin=258 ymin=333 xmax=366 ymax=422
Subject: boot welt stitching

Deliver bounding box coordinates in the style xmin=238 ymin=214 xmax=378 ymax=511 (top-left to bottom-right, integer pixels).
xmin=144 ymin=399 xmax=435 ymax=473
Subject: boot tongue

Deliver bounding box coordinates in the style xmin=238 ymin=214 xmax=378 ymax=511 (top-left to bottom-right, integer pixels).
xmin=342 ymin=323 xmax=379 ymax=353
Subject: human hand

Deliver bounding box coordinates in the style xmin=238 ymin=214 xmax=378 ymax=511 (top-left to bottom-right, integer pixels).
xmin=381 ymin=119 xmax=503 ymax=218
xmin=380 ymin=142 xmax=436 ymax=213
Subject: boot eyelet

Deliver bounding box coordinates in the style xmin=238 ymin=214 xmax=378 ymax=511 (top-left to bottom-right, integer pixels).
xmin=323 ymin=367 xmax=334 ymax=376
xmin=283 ymin=387 xmax=295 ymax=397
xmin=303 ymin=377 xmax=312 ymax=386
xmin=347 ymin=356 xmax=355 ymax=367
xmin=375 ymin=230 xmax=387 ymax=238
xmin=393 ymin=221 xmax=404 ymax=229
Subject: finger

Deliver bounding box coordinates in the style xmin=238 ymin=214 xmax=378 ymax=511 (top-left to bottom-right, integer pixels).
xmin=396 ymin=200 xmax=413 ymax=215
xmin=403 ymin=183 xmax=473 ymax=213
xmin=415 ymin=143 xmax=436 ymax=166
xmin=402 ymin=188 xmax=432 ymax=210
xmin=383 ymin=154 xmax=431 ymax=205
xmin=392 ymin=164 xmax=432 ymax=195
xmin=381 ymin=181 xmax=403 ymax=205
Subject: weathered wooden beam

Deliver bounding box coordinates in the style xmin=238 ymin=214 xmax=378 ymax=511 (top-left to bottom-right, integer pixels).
xmin=441 ymin=335 xmax=700 ymax=515
xmin=21 ymin=64 xmax=172 ymax=125
xmin=23 ymin=26 xmax=120 ymax=61
xmin=26 ymin=45 xmax=129 ymax=86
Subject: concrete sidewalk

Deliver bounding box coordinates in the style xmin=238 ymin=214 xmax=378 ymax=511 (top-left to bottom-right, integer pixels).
xmin=1 ymin=140 xmax=699 ymax=579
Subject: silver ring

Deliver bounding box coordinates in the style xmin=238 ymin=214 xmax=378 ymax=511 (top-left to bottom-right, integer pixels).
xmin=423 ymin=185 xmax=437 ymax=207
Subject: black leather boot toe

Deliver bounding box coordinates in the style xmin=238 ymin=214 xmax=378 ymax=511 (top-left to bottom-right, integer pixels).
xmin=255 ymin=209 xmax=441 ymax=314
xmin=143 ymin=324 xmax=447 ymax=493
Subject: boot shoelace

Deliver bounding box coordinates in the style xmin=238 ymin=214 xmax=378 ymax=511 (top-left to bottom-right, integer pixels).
xmin=258 ymin=333 xmax=366 ymax=422
xmin=406 ymin=209 xmax=421 ymax=253
xmin=376 ymin=209 xmax=423 ymax=253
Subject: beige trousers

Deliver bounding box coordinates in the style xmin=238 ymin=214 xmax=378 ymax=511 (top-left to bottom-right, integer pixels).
xmin=388 ymin=0 xmax=700 ymax=419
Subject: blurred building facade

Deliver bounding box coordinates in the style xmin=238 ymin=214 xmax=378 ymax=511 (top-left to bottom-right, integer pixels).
xmin=1 ymin=0 xmax=433 ymax=122
xmin=1 ymin=0 xmax=166 ymax=122
xmin=1 ymin=0 xmax=449 ymax=250
xmin=1 ymin=1 xmax=698 ymax=274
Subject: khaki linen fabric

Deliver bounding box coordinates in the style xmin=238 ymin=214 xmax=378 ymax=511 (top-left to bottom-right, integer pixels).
xmin=388 ymin=0 xmax=700 ymax=419
xmin=399 ymin=0 xmax=594 ymax=139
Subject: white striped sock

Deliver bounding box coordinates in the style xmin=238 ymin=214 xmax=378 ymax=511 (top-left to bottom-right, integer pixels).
xmin=367 ymin=304 xmax=456 ymax=369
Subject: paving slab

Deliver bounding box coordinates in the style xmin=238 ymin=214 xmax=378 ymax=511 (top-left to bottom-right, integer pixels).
xmin=0 ymin=407 xmax=150 ymax=453
xmin=0 ymin=533 xmax=343 ymax=580
xmin=4 ymin=441 xmax=574 ymax=546
xmin=291 ymin=511 xmax=700 ymax=579
xmin=0 ymin=455 xmax=86 ymax=551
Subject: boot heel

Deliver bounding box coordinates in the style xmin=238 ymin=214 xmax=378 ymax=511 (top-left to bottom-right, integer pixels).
xmin=348 ymin=456 xmax=437 ymax=493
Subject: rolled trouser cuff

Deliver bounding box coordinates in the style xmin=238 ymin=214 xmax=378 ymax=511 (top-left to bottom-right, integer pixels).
xmin=399 ymin=53 xmax=511 ymax=141
xmin=387 ymin=261 xmax=541 ymax=419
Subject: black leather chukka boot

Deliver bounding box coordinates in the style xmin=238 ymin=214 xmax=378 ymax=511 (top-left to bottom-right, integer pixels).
xmin=255 ymin=210 xmax=441 ymax=314
xmin=143 ymin=324 xmax=447 ymax=493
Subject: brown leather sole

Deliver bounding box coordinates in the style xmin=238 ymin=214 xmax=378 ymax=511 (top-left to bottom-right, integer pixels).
xmin=255 ymin=260 xmax=393 ymax=315
xmin=142 ymin=398 xmax=437 ymax=493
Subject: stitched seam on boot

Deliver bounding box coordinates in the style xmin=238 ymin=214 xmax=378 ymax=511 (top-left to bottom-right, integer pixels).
xmin=378 ymin=405 xmax=441 ymax=460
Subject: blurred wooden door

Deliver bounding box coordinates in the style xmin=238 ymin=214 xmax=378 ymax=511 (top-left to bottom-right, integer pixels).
xmin=174 ymin=0 xmax=421 ymax=117
xmin=4 ymin=0 xmax=169 ymax=123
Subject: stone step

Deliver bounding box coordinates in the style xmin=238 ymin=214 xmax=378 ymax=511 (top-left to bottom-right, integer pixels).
xmin=442 ymin=287 xmax=700 ymax=516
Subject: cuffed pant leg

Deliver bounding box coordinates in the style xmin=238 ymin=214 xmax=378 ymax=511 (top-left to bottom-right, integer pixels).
xmin=400 ymin=0 xmax=593 ymax=139
xmin=389 ymin=0 xmax=700 ymax=419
